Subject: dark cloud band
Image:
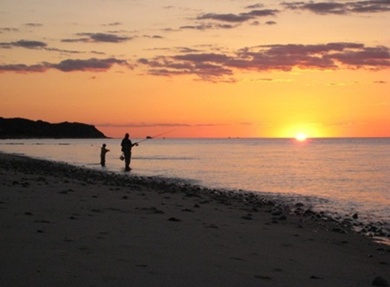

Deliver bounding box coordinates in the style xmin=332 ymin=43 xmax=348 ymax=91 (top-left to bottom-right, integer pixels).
xmin=282 ymin=0 xmax=390 ymax=15
xmin=138 ymin=42 xmax=390 ymax=81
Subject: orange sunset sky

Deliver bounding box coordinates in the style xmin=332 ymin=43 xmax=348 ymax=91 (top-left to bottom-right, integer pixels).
xmin=1 ymin=0 xmax=389 ymax=138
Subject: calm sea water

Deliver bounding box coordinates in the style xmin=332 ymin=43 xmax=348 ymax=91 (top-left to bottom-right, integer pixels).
xmin=1 ymin=138 xmax=389 ymax=229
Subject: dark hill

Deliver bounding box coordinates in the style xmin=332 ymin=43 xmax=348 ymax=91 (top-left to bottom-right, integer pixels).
xmin=0 ymin=117 xmax=107 ymax=139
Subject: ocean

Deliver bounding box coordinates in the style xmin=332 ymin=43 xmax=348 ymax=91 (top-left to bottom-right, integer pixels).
xmin=1 ymin=137 xmax=389 ymax=235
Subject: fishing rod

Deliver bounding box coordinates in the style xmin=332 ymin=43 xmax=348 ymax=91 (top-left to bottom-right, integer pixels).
xmin=134 ymin=129 xmax=175 ymax=145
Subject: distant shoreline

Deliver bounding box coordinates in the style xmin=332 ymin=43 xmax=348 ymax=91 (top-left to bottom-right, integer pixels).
xmin=0 ymin=117 xmax=107 ymax=139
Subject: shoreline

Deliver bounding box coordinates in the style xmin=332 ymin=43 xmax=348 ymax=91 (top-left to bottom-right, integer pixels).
xmin=3 ymin=149 xmax=389 ymax=243
xmin=1 ymin=137 xmax=389 ymax=235
xmin=1 ymin=152 xmax=389 ymax=286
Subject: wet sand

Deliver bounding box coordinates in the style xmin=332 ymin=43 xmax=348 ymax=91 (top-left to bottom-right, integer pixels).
xmin=0 ymin=152 xmax=389 ymax=287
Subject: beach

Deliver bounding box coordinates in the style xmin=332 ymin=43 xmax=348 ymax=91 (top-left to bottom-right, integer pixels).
xmin=0 ymin=152 xmax=389 ymax=287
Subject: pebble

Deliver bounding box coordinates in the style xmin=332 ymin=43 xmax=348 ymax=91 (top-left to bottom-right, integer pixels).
xmin=168 ymin=217 xmax=181 ymax=222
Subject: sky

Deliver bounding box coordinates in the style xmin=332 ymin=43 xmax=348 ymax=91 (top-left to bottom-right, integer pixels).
xmin=1 ymin=0 xmax=389 ymax=139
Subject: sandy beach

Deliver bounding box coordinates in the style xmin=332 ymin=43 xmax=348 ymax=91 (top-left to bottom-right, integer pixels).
xmin=0 ymin=152 xmax=389 ymax=287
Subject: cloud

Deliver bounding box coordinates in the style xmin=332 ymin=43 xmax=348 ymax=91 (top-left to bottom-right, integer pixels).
xmin=0 ymin=39 xmax=47 ymax=49
xmin=44 ymin=47 xmax=84 ymax=54
xmin=245 ymin=4 xmax=265 ymax=9
xmin=0 ymin=27 xmax=19 ymax=33
xmin=62 ymin=32 xmax=132 ymax=43
xmin=196 ymin=9 xmax=279 ymax=23
xmin=246 ymin=9 xmax=280 ymax=17
xmin=103 ymin=22 xmax=123 ymax=27
xmin=350 ymin=0 xmax=390 ymax=13
xmin=181 ymin=7 xmax=279 ymax=31
xmin=328 ymin=45 xmax=390 ymax=66
xmin=0 ymin=64 xmax=47 ymax=73
xmin=143 ymin=34 xmax=164 ymax=39
xmin=138 ymin=42 xmax=390 ymax=82
xmin=197 ymin=13 xmax=253 ymax=23
xmin=0 ymin=39 xmax=87 ymax=55
xmin=282 ymin=1 xmax=390 ymax=15
xmin=0 ymin=39 xmax=80 ymax=53
xmin=24 ymin=23 xmax=43 ymax=27
xmin=180 ymin=23 xmax=237 ymax=31
xmin=15 ymin=40 xmax=47 ymax=48
xmin=282 ymin=2 xmax=346 ymax=14
xmin=50 ymin=58 xmax=130 ymax=72
xmin=0 ymin=58 xmax=131 ymax=73
xmin=138 ymin=53 xmax=234 ymax=82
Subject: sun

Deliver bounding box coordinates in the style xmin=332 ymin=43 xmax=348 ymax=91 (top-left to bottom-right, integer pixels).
xmin=295 ymin=133 xmax=307 ymax=142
